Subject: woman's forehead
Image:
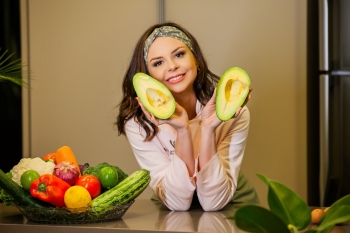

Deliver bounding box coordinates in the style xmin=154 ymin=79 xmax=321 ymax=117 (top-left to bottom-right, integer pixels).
xmin=148 ymin=37 xmax=188 ymax=57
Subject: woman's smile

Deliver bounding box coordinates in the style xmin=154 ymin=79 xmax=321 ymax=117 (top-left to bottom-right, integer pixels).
xmin=167 ymin=73 xmax=185 ymax=83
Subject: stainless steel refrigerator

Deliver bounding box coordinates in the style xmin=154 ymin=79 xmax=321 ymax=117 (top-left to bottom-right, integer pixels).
xmin=307 ymin=0 xmax=350 ymax=207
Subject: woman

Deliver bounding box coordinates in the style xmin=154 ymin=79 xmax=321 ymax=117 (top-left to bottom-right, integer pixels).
xmin=116 ymin=22 xmax=259 ymax=211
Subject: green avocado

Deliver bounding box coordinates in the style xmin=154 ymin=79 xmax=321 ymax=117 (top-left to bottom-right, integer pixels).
xmin=216 ymin=67 xmax=251 ymax=121
xmin=133 ymin=72 xmax=175 ymax=119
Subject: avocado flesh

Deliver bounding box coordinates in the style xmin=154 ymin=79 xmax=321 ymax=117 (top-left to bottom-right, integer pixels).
xmin=133 ymin=73 xmax=175 ymax=119
xmin=216 ymin=67 xmax=251 ymax=121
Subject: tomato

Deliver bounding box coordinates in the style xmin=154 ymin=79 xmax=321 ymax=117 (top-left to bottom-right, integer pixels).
xmin=75 ymin=175 xmax=101 ymax=199
xmin=97 ymin=167 xmax=118 ymax=189
xmin=43 ymin=152 xmax=57 ymax=164
xmin=20 ymin=170 xmax=40 ymax=191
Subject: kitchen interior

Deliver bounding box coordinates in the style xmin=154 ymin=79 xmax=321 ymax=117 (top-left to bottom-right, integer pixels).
xmin=1 ymin=0 xmax=349 ymax=232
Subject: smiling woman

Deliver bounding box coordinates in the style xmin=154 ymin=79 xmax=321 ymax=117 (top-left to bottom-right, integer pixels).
xmin=116 ymin=22 xmax=259 ymax=211
xmin=0 ymin=0 xmax=23 ymax=174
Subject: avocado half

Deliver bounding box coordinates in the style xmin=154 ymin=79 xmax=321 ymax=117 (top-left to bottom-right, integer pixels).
xmin=133 ymin=72 xmax=175 ymax=119
xmin=216 ymin=67 xmax=251 ymax=121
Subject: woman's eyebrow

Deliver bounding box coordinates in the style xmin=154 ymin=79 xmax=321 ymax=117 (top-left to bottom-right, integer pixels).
xmin=149 ymin=56 xmax=162 ymax=63
xmin=149 ymin=46 xmax=185 ymax=63
xmin=171 ymin=46 xmax=184 ymax=54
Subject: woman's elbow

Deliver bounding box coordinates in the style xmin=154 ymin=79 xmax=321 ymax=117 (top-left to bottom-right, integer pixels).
xmin=168 ymin=205 xmax=191 ymax=211
xmin=201 ymin=204 xmax=224 ymax=212
xmin=163 ymin=198 xmax=192 ymax=211
xmin=198 ymin=194 xmax=231 ymax=211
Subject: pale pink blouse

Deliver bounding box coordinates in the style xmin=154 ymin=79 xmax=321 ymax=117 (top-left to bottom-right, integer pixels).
xmin=125 ymin=101 xmax=250 ymax=211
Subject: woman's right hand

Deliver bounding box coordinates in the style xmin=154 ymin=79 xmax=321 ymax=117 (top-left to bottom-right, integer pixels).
xmin=136 ymin=98 xmax=189 ymax=132
xmin=162 ymin=103 xmax=190 ymax=132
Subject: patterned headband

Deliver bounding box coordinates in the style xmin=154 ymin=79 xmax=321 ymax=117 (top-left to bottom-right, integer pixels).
xmin=143 ymin=26 xmax=194 ymax=64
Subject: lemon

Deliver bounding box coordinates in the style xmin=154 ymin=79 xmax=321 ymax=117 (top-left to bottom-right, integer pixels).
xmin=64 ymin=186 xmax=91 ymax=212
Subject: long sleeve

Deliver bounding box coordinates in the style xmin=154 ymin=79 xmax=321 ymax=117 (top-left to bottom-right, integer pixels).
xmin=196 ymin=106 xmax=250 ymax=211
xmin=125 ymin=119 xmax=196 ymax=211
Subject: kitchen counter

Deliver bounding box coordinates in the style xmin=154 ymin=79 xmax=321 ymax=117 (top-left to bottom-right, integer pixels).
xmin=1 ymin=199 xmax=349 ymax=233
xmin=0 ymin=199 xmax=239 ymax=233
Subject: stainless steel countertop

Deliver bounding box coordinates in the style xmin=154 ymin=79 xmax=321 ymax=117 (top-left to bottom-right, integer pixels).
xmin=1 ymin=199 xmax=349 ymax=233
xmin=0 ymin=199 xmax=239 ymax=233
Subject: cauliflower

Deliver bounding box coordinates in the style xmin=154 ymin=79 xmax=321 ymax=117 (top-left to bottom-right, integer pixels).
xmin=11 ymin=157 xmax=55 ymax=186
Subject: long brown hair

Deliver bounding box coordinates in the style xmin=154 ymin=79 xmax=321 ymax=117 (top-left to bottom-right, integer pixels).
xmin=116 ymin=22 xmax=220 ymax=141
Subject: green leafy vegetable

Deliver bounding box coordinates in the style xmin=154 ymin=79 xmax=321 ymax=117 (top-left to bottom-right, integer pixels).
xmin=82 ymin=162 xmax=128 ymax=184
xmin=0 ymin=189 xmax=16 ymax=206
xmin=0 ymin=172 xmax=16 ymax=206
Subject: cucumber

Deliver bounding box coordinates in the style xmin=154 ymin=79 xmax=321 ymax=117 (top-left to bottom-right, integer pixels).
xmin=0 ymin=169 xmax=52 ymax=208
xmin=90 ymin=169 xmax=150 ymax=208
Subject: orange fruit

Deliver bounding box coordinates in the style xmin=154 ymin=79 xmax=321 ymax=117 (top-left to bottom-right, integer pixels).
xmin=311 ymin=208 xmax=325 ymax=224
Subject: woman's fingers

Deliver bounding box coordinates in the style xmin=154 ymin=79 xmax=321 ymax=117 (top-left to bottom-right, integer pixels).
xmin=136 ymin=98 xmax=160 ymax=125
xmin=136 ymin=97 xmax=155 ymax=122
xmin=208 ymin=88 xmax=217 ymax=105
xmin=233 ymin=88 xmax=253 ymax=118
xmin=233 ymin=107 xmax=242 ymax=118
xmin=241 ymin=88 xmax=253 ymax=107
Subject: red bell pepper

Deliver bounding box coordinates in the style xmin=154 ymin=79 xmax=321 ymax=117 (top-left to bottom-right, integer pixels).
xmin=30 ymin=174 xmax=70 ymax=207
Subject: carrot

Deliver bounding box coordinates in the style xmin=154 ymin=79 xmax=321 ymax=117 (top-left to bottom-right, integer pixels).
xmin=55 ymin=146 xmax=81 ymax=175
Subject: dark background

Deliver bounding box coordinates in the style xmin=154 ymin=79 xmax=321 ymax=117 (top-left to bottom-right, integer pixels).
xmin=307 ymin=0 xmax=350 ymax=206
xmin=0 ymin=0 xmax=22 ymax=172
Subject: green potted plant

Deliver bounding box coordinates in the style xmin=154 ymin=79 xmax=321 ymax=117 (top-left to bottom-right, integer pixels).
xmin=0 ymin=48 xmax=28 ymax=87
xmin=229 ymin=174 xmax=350 ymax=233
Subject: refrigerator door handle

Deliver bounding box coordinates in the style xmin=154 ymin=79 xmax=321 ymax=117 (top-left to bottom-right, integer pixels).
xmin=319 ymin=0 xmax=329 ymax=71
xmin=319 ymin=74 xmax=329 ymax=207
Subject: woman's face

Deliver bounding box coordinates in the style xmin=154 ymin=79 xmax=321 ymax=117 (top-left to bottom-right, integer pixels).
xmin=146 ymin=37 xmax=198 ymax=95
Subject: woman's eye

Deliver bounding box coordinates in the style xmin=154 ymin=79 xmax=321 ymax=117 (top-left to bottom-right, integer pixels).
xmin=175 ymin=51 xmax=185 ymax=58
xmin=152 ymin=61 xmax=163 ymax=67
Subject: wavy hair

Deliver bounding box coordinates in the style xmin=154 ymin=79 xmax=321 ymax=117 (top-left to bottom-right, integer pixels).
xmin=116 ymin=22 xmax=220 ymax=141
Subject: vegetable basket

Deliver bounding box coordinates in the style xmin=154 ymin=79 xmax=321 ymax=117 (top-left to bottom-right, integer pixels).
xmin=15 ymin=200 xmax=134 ymax=224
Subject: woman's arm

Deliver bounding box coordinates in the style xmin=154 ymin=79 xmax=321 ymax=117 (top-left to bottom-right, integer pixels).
xmin=125 ymin=119 xmax=196 ymax=211
xmin=137 ymin=99 xmax=196 ymax=176
xmin=196 ymin=107 xmax=250 ymax=211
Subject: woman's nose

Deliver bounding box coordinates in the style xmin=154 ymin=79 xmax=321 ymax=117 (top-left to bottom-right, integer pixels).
xmin=168 ymin=59 xmax=179 ymax=71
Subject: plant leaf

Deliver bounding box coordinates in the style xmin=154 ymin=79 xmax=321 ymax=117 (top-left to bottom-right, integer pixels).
xmin=257 ymin=174 xmax=311 ymax=230
xmin=316 ymin=205 xmax=350 ymax=231
xmin=230 ymin=204 xmax=290 ymax=233
xmin=322 ymin=194 xmax=350 ymax=215
xmin=0 ymin=48 xmax=28 ymax=87
xmin=256 ymin=173 xmax=269 ymax=185
xmin=303 ymin=225 xmax=334 ymax=233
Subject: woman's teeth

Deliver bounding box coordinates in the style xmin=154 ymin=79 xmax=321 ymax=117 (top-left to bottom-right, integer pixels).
xmin=168 ymin=75 xmax=183 ymax=82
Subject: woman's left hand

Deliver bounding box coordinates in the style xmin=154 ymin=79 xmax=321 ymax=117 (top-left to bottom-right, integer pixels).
xmin=201 ymin=87 xmax=253 ymax=130
xmin=201 ymin=88 xmax=222 ymax=130
xmin=234 ymin=87 xmax=253 ymax=117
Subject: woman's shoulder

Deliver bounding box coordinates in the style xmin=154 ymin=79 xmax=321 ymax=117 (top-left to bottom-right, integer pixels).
xmin=125 ymin=116 xmax=138 ymax=128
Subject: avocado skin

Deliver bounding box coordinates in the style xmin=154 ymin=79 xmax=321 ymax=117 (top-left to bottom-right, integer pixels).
xmin=133 ymin=72 xmax=175 ymax=120
xmin=215 ymin=67 xmax=251 ymax=121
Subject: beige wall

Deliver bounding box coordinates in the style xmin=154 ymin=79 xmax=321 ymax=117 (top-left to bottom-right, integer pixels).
xmin=21 ymin=0 xmax=307 ymax=206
